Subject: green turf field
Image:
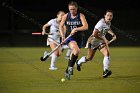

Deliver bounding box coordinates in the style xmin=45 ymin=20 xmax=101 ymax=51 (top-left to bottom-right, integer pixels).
xmin=0 ymin=47 xmax=140 ymax=93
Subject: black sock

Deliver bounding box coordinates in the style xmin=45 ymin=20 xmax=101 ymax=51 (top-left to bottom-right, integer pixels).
xmin=66 ymin=67 xmax=68 ymax=73
xmin=65 ymin=54 xmax=78 ymax=73
xmin=68 ymin=54 xmax=78 ymax=67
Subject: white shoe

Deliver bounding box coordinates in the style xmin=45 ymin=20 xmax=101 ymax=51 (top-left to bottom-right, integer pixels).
xmin=78 ymin=56 xmax=86 ymax=65
xmin=43 ymin=51 xmax=48 ymax=58
xmin=44 ymin=51 xmax=47 ymax=55
xmin=49 ymin=67 xmax=58 ymax=70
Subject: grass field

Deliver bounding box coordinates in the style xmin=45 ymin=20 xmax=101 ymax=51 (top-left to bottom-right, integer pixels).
xmin=0 ymin=47 xmax=140 ymax=93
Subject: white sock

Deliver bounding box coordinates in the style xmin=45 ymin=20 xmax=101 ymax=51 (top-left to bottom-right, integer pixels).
xmin=103 ymin=56 xmax=110 ymax=71
xmin=43 ymin=51 xmax=48 ymax=58
xmin=66 ymin=49 xmax=71 ymax=57
xmin=77 ymin=56 xmax=86 ymax=65
xmin=50 ymin=53 xmax=58 ymax=68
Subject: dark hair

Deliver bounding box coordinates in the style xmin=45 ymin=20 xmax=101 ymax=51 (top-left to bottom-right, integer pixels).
xmin=68 ymin=1 xmax=78 ymax=8
xmin=105 ymin=10 xmax=113 ymax=15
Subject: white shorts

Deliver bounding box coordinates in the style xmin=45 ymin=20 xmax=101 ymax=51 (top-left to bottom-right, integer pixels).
xmin=85 ymin=39 xmax=104 ymax=50
xmin=47 ymin=34 xmax=60 ymax=46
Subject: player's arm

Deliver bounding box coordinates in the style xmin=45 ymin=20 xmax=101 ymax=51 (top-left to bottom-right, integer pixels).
xmin=42 ymin=23 xmax=50 ymax=35
xmin=59 ymin=14 xmax=67 ymax=41
xmin=71 ymin=13 xmax=88 ymax=35
xmin=107 ymin=29 xmax=117 ymax=44
xmin=92 ymin=29 xmax=108 ymax=44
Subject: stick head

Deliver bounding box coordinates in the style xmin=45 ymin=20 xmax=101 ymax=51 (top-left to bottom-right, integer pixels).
xmin=40 ymin=51 xmax=49 ymax=61
xmin=40 ymin=56 xmax=49 ymax=61
xmin=40 ymin=57 xmax=46 ymax=61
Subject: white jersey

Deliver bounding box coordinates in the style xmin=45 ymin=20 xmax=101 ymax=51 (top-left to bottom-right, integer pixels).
xmin=93 ymin=18 xmax=111 ymax=42
xmin=86 ymin=18 xmax=111 ymax=49
xmin=47 ymin=18 xmax=61 ymax=46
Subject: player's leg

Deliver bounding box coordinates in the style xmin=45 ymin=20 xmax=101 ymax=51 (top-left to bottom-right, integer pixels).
xmin=78 ymin=48 xmax=96 ymax=64
xmin=49 ymin=42 xmax=60 ymax=70
xmin=65 ymin=48 xmax=71 ymax=60
xmin=100 ymin=46 xmax=112 ymax=78
xmin=68 ymin=41 xmax=80 ymax=72
xmin=65 ymin=41 xmax=80 ymax=80
xmin=61 ymin=44 xmax=71 ymax=60
xmin=76 ymin=48 xmax=96 ymax=71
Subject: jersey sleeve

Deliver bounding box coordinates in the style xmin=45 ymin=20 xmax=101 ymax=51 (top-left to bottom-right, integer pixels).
xmin=47 ymin=19 xmax=54 ymax=26
xmin=94 ymin=21 xmax=103 ymax=32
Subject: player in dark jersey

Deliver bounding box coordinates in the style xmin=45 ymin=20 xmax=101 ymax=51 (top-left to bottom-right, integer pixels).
xmin=59 ymin=1 xmax=88 ymax=80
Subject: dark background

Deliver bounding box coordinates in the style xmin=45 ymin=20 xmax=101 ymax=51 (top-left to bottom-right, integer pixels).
xmin=0 ymin=0 xmax=139 ymax=47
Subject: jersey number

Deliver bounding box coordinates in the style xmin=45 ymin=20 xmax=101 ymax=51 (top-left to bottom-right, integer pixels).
xmin=70 ymin=26 xmax=77 ymax=30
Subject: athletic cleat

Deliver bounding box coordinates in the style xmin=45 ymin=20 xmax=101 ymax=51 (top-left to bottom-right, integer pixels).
xmin=49 ymin=67 xmax=57 ymax=70
xmin=103 ymin=69 xmax=112 ymax=78
xmin=65 ymin=72 xmax=70 ymax=80
xmin=68 ymin=67 xmax=73 ymax=75
xmin=76 ymin=60 xmax=81 ymax=71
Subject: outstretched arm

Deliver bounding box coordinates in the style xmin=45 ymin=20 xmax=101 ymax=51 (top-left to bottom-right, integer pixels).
xmin=107 ymin=29 xmax=117 ymax=44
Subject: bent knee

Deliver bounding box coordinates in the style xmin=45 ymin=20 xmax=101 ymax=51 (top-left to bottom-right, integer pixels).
xmin=71 ymin=47 xmax=80 ymax=55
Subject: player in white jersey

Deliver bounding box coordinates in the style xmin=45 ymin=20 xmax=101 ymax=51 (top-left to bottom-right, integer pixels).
xmin=61 ymin=44 xmax=71 ymax=60
xmin=76 ymin=10 xmax=117 ymax=78
xmin=42 ymin=11 xmax=65 ymax=70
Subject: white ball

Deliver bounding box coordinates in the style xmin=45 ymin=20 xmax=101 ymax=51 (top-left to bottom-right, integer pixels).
xmin=61 ymin=78 xmax=65 ymax=82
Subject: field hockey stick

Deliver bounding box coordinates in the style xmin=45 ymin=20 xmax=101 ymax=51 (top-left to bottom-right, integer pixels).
xmin=40 ymin=34 xmax=72 ymax=61
xmin=32 ymin=32 xmax=53 ymax=35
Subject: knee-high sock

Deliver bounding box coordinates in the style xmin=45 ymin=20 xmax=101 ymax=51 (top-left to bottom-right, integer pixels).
xmin=77 ymin=56 xmax=87 ymax=65
xmin=103 ymin=56 xmax=110 ymax=71
xmin=66 ymin=54 xmax=78 ymax=73
xmin=66 ymin=49 xmax=71 ymax=57
xmin=50 ymin=53 xmax=58 ymax=68
xmin=68 ymin=54 xmax=78 ymax=67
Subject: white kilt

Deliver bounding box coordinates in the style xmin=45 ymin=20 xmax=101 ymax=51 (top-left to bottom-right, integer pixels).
xmin=85 ymin=38 xmax=104 ymax=50
xmin=47 ymin=33 xmax=61 ymax=46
